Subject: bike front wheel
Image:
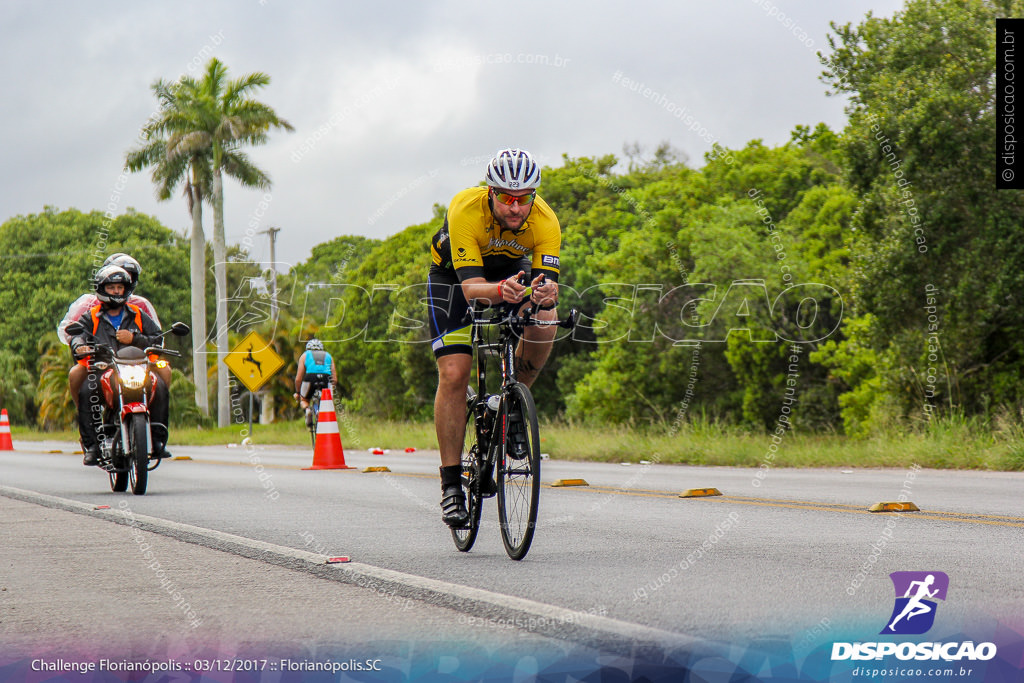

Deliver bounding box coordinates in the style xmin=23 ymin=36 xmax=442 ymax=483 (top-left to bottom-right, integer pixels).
xmin=451 ymin=403 xmax=483 ymax=552
xmin=497 ymin=382 xmax=540 ymax=560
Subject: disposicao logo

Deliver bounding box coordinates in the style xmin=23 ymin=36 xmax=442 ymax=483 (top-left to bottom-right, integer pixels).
xmin=831 ymin=571 xmax=997 ymax=663
xmin=881 ymin=571 xmax=948 ymax=635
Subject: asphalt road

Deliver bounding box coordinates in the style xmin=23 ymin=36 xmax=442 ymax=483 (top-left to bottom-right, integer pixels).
xmin=2 ymin=438 xmax=1022 ymax=675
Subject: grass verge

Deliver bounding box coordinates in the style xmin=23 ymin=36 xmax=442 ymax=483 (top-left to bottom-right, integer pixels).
xmin=12 ymin=414 xmax=1024 ymax=471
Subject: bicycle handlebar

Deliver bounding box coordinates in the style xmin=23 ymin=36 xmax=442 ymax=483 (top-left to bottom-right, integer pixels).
xmin=471 ymin=304 xmax=578 ymax=331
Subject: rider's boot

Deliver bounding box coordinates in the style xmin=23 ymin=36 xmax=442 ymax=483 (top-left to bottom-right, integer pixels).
xmin=82 ymin=443 xmax=100 ymax=466
xmin=151 ymin=423 xmax=170 ymax=458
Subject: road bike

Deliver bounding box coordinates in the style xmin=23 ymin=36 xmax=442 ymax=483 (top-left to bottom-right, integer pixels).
xmin=301 ymin=377 xmax=331 ymax=448
xmin=451 ymin=295 xmax=577 ymax=560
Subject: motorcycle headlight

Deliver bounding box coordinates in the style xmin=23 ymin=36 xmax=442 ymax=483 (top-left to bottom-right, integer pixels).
xmin=119 ymin=365 xmax=148 ymax=390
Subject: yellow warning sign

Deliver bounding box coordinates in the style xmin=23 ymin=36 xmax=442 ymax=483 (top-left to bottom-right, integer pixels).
xmin=224 ymin=331 xmax=285 ymax=393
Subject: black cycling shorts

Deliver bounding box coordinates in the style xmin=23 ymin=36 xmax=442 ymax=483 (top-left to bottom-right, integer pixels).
xmin=427 ymin=261 xmax=529 ymax=358
xmin=299 ymin=373 xmax=331 ymax=399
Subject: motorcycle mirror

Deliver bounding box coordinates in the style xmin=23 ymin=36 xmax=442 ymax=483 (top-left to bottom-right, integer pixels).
xmin=65 ymin=322 xmax=86 ymax=336
xmin=170 ymin=322 xmax=190 ymax=337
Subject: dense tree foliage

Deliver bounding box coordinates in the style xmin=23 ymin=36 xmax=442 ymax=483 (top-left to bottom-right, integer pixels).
xmin=816 ymin=0 xmax=1024 ymax=432
xmin=2 ymin=1 xmax=1018 ymax=438
xmin=0 ymin=207 xmax=266 ymax=429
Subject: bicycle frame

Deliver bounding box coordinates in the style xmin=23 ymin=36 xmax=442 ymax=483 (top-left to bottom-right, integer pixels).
xmin=455 ymin=300 xmax=577 ymax=559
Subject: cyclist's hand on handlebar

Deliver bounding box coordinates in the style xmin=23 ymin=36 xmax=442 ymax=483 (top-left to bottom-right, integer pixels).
xmin=75 ymin=345 xmax=93 ymax=357
xmin=530 ymin=273 xmax=557 ymax=307
xmin=499 ymin=271 xmax=528 ymax=303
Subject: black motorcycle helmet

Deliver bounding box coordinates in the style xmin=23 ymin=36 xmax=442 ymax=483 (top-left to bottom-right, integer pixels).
xmin=94 ymin=265 xmax=132 ymax=310
xmin=102 ymin=252 xmax=141 ymax=292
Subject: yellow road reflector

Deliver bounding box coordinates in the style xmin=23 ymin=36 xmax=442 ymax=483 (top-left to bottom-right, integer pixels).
xmin=172 ymin=456 xmax=193 ymax=461
xmin=869 ymin=501 xmax=920 ymax=512
xmin=551 ymin=478 xmax=589 ymax=487
xmin=679 ymin=487 xmax=723 ymax=498
xmin=362 ymin=466 xmax=391 ymax=473
xmin=48 ymin=449 xmax=62 ymax=453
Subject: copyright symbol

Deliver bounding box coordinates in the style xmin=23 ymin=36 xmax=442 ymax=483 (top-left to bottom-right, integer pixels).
xmin=1003 ymin=168 xmax=1015 ymax=182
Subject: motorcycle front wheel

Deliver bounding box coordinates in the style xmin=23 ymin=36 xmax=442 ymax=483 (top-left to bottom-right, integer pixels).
xmin=127 ymin=415 xmax=149 ymax=495
xmin=109 ymin=469 xmax=128 ymax=492
xmin=108 ymin=431 xmax=128 ymax=492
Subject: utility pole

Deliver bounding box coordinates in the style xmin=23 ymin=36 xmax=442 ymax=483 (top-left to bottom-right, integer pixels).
xmin=258 ymin=227 xmax=280 ymax=426
xmin=260 ymin=227 xmax=281 ymax=323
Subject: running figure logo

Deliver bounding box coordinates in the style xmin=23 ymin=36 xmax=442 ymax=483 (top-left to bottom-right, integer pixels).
xmin=881 ymin=571 xmax=949 ymax=635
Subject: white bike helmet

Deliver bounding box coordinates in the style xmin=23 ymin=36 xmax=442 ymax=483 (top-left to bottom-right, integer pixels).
xmin=485 ymin=149 xmax=541 ymax=191
xmin=306 ymin=339 xmax=324 ymax=351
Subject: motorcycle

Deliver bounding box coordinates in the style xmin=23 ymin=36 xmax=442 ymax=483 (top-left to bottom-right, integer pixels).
xmin=65 ymin=321 xmax=190 ymax=495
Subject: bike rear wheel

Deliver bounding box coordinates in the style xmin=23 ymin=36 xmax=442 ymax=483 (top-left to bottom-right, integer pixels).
xmin=451 ymin=404 xmax=483 ymax=552
xmin=497 ymin=383 xmax=540 ymax=560
xmin=128 ymin=415 xmax=149 ymax=495
xmin=308 ymin=390 xmax=321 ymax=448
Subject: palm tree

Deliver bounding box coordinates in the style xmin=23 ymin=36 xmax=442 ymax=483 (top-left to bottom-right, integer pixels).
xmin=129 ymin=59 xmax=292 ymax=426
xmin=125 ymin=84 xmax=212 ymax=417
xmin=35 ymin=338 xmax=75 ymax=430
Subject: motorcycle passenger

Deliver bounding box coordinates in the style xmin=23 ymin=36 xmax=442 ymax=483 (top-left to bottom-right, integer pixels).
xmin=69 ymin=265 xmax=171 ymax=466
xmin=63 ymin=253 xmax=169 ymax=410
xmin=293 ymin=339 xmax=337 ymax=427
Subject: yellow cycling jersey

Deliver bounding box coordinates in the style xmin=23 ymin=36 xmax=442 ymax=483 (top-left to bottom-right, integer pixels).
xmin=430 ymin=186 xmax=561 ymax=281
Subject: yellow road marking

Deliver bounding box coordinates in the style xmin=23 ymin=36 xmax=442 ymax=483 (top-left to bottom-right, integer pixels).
xmin=176 ymin=460 xmax=1024 ymax=527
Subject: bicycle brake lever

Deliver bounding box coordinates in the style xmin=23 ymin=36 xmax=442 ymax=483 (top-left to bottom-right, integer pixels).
xmin=560 ymin=308 xmax=579 ymax=329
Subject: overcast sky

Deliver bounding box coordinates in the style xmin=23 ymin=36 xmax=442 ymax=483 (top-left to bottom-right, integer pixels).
xmin=0 ymin=1 xmax=905 ymax=271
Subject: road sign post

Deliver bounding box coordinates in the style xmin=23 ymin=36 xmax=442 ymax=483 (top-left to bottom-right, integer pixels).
xmin=224 ymin=331 xmax=285 ymax=435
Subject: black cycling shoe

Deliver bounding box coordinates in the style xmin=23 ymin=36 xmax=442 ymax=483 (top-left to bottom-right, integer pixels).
xmin=480 ymin=472 xmax=498 ymax=498
xmin=441 ymin=485 xmax=469 ymax=528
xmin=152 ymin=442 xmax=172 ymax=459
xmin=82 ymin=445 xmax=100 ymax=467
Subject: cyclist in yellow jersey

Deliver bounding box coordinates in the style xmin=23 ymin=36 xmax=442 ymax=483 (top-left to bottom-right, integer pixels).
xmin=428 ymin=148 xmax=561 ymax=528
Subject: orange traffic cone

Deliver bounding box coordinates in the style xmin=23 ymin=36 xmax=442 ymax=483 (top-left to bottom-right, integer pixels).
xmin=0 ymin=409 xmax=13 ymax=451
xmin=303 ymin=388 xmax=354 ymax=470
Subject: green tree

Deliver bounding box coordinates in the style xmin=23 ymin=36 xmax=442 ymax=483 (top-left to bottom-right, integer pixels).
xmin=36 ymin=337 xmax=74 ymax=430
xmin=0 ymin=208 xmax=194 ymax=428
xmin=140 ymin=58 xmax=293 ymax=427
xmin=125 ymin=89 xmax=213 ymax=417
xmin=0 ymin=350 xmax=34 ymax=425
xmin=822 ymin=0 xmax=1024 ymax=427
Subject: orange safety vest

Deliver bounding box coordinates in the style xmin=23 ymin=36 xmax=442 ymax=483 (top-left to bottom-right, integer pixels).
xmin=89 ymin=303 xmax=143 ymax=335
xmin=78 ymin=304 xmax=147 ymax=367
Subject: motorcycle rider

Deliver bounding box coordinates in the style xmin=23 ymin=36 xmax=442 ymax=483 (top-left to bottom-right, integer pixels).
xmin=69 ymin=265 xmax=171 ymax=466
xmin=63 ymin=253 xmax=170 ymax=410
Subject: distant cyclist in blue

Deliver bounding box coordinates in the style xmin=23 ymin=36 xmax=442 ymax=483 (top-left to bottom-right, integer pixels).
xmin=293 ymin=339 xmax=338 ymax=426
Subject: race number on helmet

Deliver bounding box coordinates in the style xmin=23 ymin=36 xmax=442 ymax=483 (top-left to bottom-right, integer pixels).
xmin=485 ymin=149 xmax=541 ymax=191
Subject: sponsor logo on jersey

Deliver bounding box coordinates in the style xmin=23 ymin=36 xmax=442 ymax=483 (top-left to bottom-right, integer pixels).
xmin=487 ymin=238 xmax=528 ymax=251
